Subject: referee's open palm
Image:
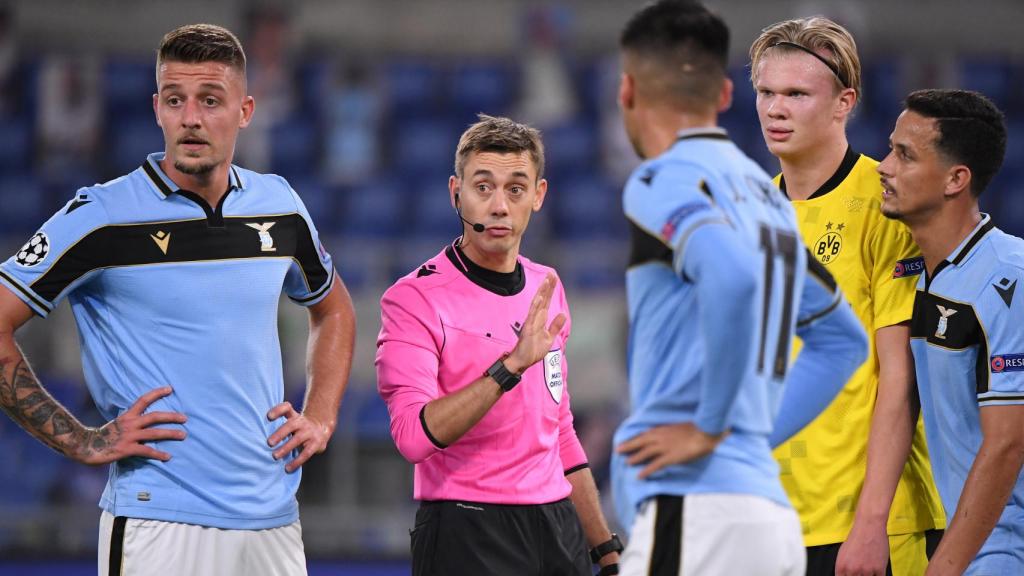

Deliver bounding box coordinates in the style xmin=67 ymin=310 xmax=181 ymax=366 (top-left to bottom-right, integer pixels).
xmin=507 ymin=274 xmax=565 ymax=373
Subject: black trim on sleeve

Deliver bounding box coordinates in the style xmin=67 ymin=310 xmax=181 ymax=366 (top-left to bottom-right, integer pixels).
xmin=108 ymin=516 xmax=127 ymax=576
xmin=419 ymin=405 xmax=448 ymax=450
xmin=979 ymin=395 xmax=1024 ymax=404
xmin=564 ymin=463 xmax=590 ymax=476
xmin=0 ymin=269 xmax=51 ymax=313
xmin=797 ymin=293 xmax=842 ymax=329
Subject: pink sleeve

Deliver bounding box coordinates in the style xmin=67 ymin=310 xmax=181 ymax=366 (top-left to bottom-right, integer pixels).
xmin=554 ymin=279 xmax=588 ymax=473
xmin=375 ymin=283 xmax=445 ymax=464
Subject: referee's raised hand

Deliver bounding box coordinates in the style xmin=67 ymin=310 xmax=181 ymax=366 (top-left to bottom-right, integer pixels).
xmin=504 ymin=274 xmax=566 ymax=375
xmin=79 ymin=386 xmax=187 ymax=465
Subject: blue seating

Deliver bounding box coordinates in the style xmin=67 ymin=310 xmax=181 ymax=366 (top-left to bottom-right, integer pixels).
xmin=0 ymin=172 xmax=45 ymax=233
xmin=451 ymin=60 xmax=515 ymax=116
xmin=104 ymin=60 xmax=155 ymax=117
xmin=384 ymin=59 xmax=445 ymax=119
xmin=269 ymin=116 xmax=319 ymax=180
xmin=0 ymin=119 xmax=32 ymax=172
xmin=109 ymin=115 xmax=163 ymax=175
xmin=340 ymin=179 xmax=405 ymax=238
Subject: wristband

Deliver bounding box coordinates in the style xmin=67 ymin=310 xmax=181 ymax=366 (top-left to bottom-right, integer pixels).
xmin=485 ymin=356 xmax=521 ymax=392
xmin=597 ymin=564 xmax=620 ymax=576
xmin=590 ymin=533 xmax=624 ymax=564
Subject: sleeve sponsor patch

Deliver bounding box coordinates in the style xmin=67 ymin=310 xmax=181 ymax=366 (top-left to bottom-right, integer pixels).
xmin=14 ymin=232 xmax=50 ymax=267
xmin=893 ymin=256 xmax=925 ymax=278
xmin=991 ymin=354 xmax=1024 ymax=373
xmin=660 ymin=201 xmax=711 ymax=242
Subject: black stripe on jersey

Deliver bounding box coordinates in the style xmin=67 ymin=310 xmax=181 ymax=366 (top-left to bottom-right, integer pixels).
xmin=910 ymin=290 xmax=989 ymax=394
xmin=628 ymin=221 xmax=672 ymax=268
xmin=0 ymin=269 xmax=51 ymax=313
xmin=805 ymin=248 xmax=838 ymax=292
xmin=651 ymin=495 xmax=684 ymax=575
xmin=797 ymin=293 xmax=842 ymax=329
xmin=29 ymin=214 xmax=329 ymax=303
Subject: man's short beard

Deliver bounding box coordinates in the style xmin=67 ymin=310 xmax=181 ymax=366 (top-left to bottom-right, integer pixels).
xmin=175 ymin=160 xmax=217 ymax=176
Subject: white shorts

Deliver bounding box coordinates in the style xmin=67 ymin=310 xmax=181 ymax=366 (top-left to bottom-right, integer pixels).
xmin=98 ymin=510 xmax=306 ymax=576
xmin=620 ymin=493 xmax=805 ymax=576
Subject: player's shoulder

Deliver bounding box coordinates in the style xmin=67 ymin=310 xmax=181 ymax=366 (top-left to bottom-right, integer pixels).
xmin=974 ymin=229 xmax=1024 ymax=299
xmin=624 ymin=157 xmax=713 ymax=218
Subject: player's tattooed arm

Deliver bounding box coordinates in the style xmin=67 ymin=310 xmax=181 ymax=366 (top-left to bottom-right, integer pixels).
xmin=0 ymin=353 xmax=188 ymax=465
xmin=0 ymin=355 xmax=95 ymax=460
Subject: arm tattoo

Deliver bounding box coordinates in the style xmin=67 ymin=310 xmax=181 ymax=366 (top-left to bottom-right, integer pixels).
xmin=0 ymin=357 xmax=94 ymax=460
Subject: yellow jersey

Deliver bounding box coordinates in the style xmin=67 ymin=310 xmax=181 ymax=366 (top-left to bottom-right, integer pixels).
xmin=774 ymin=149 xmax=946 ymax=546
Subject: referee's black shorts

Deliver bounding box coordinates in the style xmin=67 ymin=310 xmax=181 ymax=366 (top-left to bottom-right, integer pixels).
xmin=410 ymin=498 xmax=591 ymax=576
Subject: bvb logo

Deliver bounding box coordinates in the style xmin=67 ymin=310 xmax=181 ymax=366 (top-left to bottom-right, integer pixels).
xmin=815 ymin=231 xmax=843 ymax=263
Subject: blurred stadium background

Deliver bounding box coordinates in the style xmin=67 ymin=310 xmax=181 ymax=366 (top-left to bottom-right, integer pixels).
xmin=0 ymin=0 xmax=1022 ymax=573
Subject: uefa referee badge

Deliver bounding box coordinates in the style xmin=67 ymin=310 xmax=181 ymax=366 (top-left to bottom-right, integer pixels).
xmin=544 ymin=350 xmax=563 ymax=404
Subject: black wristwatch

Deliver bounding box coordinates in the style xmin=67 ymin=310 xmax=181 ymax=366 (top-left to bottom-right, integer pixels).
xmin=485 ymin=356 xmax=522 ymax=392
xmin=590 ymin=533 xmax=624 ymax=564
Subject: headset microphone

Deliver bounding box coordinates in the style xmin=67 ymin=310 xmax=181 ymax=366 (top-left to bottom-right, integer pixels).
xmin=454 ymin=193 xmax=486 ymax=233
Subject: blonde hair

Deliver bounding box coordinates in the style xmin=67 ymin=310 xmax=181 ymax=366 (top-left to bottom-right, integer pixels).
xmin=749 ymin=16 xmax=861 ymax=100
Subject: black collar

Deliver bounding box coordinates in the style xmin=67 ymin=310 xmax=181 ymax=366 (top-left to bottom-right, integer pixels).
xmin=779 ymin=146 xmax=860 ymax=200
xmin=924 ymin=214 xmax=995 ymax=292
xmin=445 ymin=242 xmax=525 ymax=296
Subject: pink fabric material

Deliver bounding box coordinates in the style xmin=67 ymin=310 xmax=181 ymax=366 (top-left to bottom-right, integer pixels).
xmin=376 ymin=246 xmax=587 ymax=505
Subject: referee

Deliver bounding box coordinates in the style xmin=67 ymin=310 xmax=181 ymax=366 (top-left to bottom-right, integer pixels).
xmin=376 ymin=115 xmax=620 ymax=576
xmin=0 ymin=24 xmax=355 ymax=575
xmin=878 ymin=89 xmax=1024 ymax=575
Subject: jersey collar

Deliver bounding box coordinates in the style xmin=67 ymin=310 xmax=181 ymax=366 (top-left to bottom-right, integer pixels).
xmin=445 ymin=239 xmax=525 ymax=296
xmin=778 ymin=145 xmax=859 ymax=200
xmin=945 ymin=213 xmax=995 ymax=267
xmin=675 ymin=127 xmax=730 ymax=142
xmin=142 ymin=152 xmax=245 ymax=200
xmin=924 ymin=214 xmax=995 ymax=291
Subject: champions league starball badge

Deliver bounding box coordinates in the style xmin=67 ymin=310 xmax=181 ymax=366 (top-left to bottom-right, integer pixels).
xmin=15 ymin=232 xmax=50 ymax=267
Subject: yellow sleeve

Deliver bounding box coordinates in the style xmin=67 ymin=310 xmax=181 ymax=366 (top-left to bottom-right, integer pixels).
xmin=868 ymin=215 xmax=920 ymax=330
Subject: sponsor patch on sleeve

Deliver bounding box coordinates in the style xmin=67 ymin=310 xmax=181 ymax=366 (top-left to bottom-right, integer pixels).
xmin=991 ymin=353 xmax=1024 ymax=373
xmin=660 ymin=201 xmax=711 ymax=242
xmin=893 ymin=256 xmax=925 ymax=278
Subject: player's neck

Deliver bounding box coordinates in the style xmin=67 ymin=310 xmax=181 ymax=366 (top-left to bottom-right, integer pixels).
xmin=778 ymin=139 xmax=849 ymax=201
xmin=909 ymin=204 xmax=982 ymax=276
xmin=160 ymin=159 xmax=231 ymax=209
xmin=458 ymin=239 xmax=519 ymax=274
xmin=638 ymin=107 xmax=717 ymax=159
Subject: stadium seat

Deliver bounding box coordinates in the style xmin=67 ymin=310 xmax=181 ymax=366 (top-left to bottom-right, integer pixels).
xmin=384 ymin=59 xmax=445 ymax=119
xmin=104 ymin=59 xmax=156 ymax=117
xmin=109 ymin=115 xmax=164 ymax=176
xmin=450 ymin=60 xmax=515 ymax=116
xmin=0 ymin=173 xmax=46 ymax=233
xmin=339 ymin=179 xmax=405 ymax=238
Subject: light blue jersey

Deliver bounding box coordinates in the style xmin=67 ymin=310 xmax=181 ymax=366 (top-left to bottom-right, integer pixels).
xmin=0 ymin=153 xmax=335 ymax=529
xmin=910 ymin=214 xmax=1024 ymax=573
xmin=612 ymin=129 xmax=866 ymax=531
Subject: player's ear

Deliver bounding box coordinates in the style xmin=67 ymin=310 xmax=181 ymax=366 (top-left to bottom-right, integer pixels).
xmin=835 ymin=87 xmax=857 ymax=120
xmin=153 ymin=94 xmax=161 ymax=127
xmin=619 ymin=72 xmax=635 ymax=111
xmin=239 ymin=95 xmax=255 ymax=129
xmin=945 ymin=164 xmax=972 ymax=199
xmin=717 ymin=76 xmax=734 ymax=113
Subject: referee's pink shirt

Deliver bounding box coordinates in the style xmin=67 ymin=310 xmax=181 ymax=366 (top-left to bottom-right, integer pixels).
xmin=376 ymin=245 xmax=588 ymax=505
